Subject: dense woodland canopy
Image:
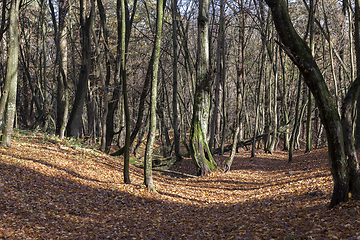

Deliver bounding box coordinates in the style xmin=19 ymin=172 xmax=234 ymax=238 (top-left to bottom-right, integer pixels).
xmin=0 ymin=0 xmax=360 ymax=207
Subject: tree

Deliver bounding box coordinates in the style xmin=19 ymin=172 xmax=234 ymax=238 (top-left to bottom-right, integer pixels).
xmin=341 ymin=78 xmax=360 ymax=200
xmin=171 ymin=0 xmax=182 ymax=162
xmin=96 ymin=0 xmax=110 ymax=151
xmin=189 ymin=0 xmax=218 ymax=175
xmin=1 ymin=0 xmax=20 ymax=147
xmin=143 ymin=0 xmax=165 ymax=191
xmin=119 ymin=0 xmax=131 ymax=184
xmin=354 ymin=0 xmax=360 ymax=148
xmin=66 ymin=0 xmax=94 ymax=138
xmin=49 ymin=0 xmax=70 ymax=139
xmin=105 ymin=0 xmax=137 ymax=154
xmin=225 ymin=0 xmax=247 ymax=171
xmin=265 ymin=0 xmax=360 ymax=207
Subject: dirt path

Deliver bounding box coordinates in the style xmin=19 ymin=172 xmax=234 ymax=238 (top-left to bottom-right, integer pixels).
xmin=0 ymin=132 xmax=359 ymax=239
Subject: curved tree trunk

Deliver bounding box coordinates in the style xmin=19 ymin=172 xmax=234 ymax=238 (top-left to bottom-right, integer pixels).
xmin=266 ymin=0 xmax=349 ymax=207
xmin=341 ymin=78 xmax=360 ymax=200
xmin=66 ymin=0 xmax=94 ymax=138
xmin=189 ymin=0 xmax=217 ymax=176
xmin=289 ymin=74 xmax=302 ymax=162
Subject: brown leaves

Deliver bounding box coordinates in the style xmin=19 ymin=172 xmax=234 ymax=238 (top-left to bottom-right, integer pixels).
xmin=0 ymin=132 xmax=359 ymax=239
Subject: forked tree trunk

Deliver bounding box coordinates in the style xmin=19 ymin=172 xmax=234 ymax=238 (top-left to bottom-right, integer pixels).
xmin=266 ymin=0 xmax=350 ymax=207
xmin=189 ymin=0 xmax=217 ymax=176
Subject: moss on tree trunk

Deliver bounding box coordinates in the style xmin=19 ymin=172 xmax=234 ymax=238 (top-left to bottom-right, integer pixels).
xmin=190 ymin=77 xmax=217 ymax=175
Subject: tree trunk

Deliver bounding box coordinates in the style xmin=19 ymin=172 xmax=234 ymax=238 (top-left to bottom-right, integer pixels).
xmin=321 ymin=0 xmax=340 ymax=112
xmin=143 ymin=0 xmax=165 ymax=191
xmin=66 ymin=0 xmax=94 ymax=138
xmin=189 ymin=0 xmax=217 ymax=176
xmin=1 ymin=0 xmax=20 ymax=147
xmin=266 ymin=0 xmax=349 ymax=207
xmin=251 ymin=1 xmax=267 ymax=158
xmin=120 ymin=0 xmax=131 ymax=184
xmin=50 ymin=0 xmax=70 ymax=139
xmin=219 ymin=5 xmax=227 ymax=156
xmin=267 ymin=42 xmax=279 ymax=154
xmin=209 ymin=0 xmax=224 ymax=152
xmin=171 ymin=0 xmax=182 ymax=162
xmin=289 ymin=74 xmax=302 ymax=162
xmin=354 ymin=0 xmax=360 ymax=148
xmin=305 ymin=0 xmax=315 ymax=153
xmin=105 ymin=0 xmax=137 ymax=153
xmin=341 ymin=78 xmax=360 ymax=199
xmin=111 ymin=30 xmax=155 ymax=157
xmin=280 ymin=50 xmax=290 ymax=151
xmin=95 ymin=0 xmax=110 ymax=151
xmin=225 ymin=0 xmax=248 ymax=172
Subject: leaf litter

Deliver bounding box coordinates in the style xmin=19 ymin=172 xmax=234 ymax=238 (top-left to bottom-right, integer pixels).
xmin=0 ymin=131 xmax=359 ymax=239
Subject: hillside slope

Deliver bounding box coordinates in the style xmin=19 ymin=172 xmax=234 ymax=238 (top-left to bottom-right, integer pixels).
xmin=0 ymin=131 xmax=359 ymax=239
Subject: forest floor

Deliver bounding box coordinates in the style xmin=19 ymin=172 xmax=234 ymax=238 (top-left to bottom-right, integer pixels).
xmin=0 ymin=130 xmax=360 ymax=239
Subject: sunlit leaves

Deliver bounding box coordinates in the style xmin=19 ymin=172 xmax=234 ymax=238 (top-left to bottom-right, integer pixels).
xmin=0 ymin=132 xmax=359 ymax=239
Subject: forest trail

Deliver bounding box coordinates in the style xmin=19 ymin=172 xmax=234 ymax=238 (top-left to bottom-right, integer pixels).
xmin=0 ymin=131 xmax=359 ymax=239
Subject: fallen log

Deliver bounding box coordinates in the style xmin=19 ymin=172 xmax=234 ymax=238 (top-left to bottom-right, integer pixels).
xmin=152 ymin=168 xmax=198 ymax=178
xmin=212 ymin=133 xmax=272 ymax=155
xmin=134 ymin=164 xmax=198 ymax=178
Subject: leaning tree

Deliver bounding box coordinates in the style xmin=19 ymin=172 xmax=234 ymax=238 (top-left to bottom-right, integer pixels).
xmin=265 ymin=0 xmax=360 ymax=207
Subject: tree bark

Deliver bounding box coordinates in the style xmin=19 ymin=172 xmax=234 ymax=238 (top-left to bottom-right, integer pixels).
xmin=143 ymin=0 xmax=165 ymax=191
xmin=209 ymin=0 xmax=224 ymax=153
xmin=66 ymin=0 xmax=94 ymax=138
xmin=354 ymin=0 xmax=360 ymax=148
xmin=119 ymin=0 xmax=131 ymax=184
xmin=341 ymin=78 xmax=360 ymax=199
xmin=189 ymin=0 xmax=217 ymax=176
xmin=225 ymin=0 xmax=247 ymax=172
xmin=50 ymin=0 xmax=70 ymax=140
xmin=289 ymin=74 xmax=303 ymax=162
xmin=251 ymin=1 xmax=267 ymax=158
xmin=96 ymin=0 xmax=110 ymax=151
xmin=171 ymin=0 xmax=182 ymax=162
xmin=1 ymin=0 xmax=20 ymax=147
xmin=266 ymin=0 xmax=349 ymax=207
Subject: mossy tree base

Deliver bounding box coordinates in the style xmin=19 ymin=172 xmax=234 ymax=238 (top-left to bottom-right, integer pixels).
xmin=190 ymin=88 xmax=217 ymax=176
